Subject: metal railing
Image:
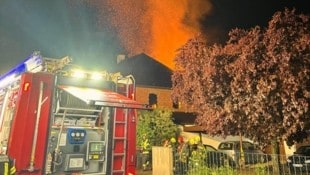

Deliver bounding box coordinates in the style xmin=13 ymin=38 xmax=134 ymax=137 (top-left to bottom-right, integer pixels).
xmin=173 ymin=152 xmax=310 ymax=175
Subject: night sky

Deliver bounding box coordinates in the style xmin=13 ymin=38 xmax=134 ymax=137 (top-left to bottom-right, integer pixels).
xmin=0 ymin=0 xmax=309 ymax=75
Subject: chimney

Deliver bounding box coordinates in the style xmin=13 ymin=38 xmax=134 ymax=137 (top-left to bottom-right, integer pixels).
xmin=116 ymin=54 xmax=126 ymax=64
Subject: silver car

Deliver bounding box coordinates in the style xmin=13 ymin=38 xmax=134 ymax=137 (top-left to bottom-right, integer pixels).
xmin=217 ymin=141 xmax=270 ymax=166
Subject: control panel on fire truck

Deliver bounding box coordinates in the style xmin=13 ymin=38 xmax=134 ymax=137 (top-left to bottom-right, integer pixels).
xmin=86 ymin=141 xmax=105 ymax=161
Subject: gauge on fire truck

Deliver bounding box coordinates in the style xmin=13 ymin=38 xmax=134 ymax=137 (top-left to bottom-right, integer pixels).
xmin=86 ymin=141 xmax=105 ymax=162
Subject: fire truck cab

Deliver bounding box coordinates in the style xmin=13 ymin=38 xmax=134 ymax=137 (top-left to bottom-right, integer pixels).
xmin=0 ymin=52 xmax=146 ymax=175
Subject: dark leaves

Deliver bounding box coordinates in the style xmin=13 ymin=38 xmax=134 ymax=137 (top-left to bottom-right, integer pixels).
xmin=172 ymin=9 xmax=309 ymax=146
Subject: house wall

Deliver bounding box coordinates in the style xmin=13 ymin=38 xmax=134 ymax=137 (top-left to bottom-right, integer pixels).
xmin=136 ymin=86 xmax=172 ymax=108
xmin=135 ymin=86 xmax=190 ymax=112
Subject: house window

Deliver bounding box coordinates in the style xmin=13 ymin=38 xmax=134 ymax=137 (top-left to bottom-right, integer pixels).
xmin=148 ymin=93 xmax=157 ymax=108
xmin=173 ymin=101 xmax=180 ymax=109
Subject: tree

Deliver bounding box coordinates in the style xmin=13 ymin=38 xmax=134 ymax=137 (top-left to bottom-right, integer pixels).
xmin=136 ymin=108 xmax=180 ymax=148
xmin=171 ymin=9 xmax=309 ymax=147
xmin=261 ymin=9 xmax=309 ymax=145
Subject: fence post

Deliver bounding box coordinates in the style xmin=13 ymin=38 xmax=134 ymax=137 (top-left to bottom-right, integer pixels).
xmin=152 ymin=146 xmax=173 ymax=175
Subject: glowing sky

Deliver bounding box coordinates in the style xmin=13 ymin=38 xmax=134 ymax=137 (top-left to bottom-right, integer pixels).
xmin=0 ymin=0 xmax=308 ymax=74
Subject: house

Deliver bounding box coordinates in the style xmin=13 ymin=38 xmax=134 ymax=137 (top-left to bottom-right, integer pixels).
xmin=115 ymin=53 xmax=196 ymax=125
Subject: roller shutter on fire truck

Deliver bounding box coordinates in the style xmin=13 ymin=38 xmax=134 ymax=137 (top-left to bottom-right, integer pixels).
xmin=0 ymin=52 xmax=147 ymax=175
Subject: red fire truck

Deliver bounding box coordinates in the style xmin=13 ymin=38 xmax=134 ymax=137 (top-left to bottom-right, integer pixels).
xmin=0 ymin=51 xmax=147 ymax=175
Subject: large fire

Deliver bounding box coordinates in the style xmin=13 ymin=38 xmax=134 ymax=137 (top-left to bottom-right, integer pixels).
xmin=90 ymin=0 xmax=212 ymax=69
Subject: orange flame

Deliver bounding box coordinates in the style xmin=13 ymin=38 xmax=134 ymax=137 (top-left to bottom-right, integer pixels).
xmin=92 ymin=0 xmax=212 ymax=69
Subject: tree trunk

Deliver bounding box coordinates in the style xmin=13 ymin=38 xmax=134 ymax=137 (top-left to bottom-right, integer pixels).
xmin=271 ymin=139 xmax=282 ymax=175
xmin=239 ymin=132 xmax=245 ymax=168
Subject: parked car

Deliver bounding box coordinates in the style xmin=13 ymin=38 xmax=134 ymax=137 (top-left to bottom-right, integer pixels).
xmin=217 ymin=141 xmax=271 ymax=166
xmin=287 ymin=145 xmax=310 ymax=172
xmin=204 ymin=144 xmax=236 ymax=168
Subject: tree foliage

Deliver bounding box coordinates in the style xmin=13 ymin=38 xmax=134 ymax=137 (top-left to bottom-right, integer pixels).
xmin=136 ymin=108 xmax=180 ymax=147
xmin=172 ymin=9 xmax=309 ymax=146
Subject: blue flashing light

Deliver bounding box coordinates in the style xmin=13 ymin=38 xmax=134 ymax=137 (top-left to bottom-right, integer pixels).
xmin=0 ymin=52 xmax=44 ymax=88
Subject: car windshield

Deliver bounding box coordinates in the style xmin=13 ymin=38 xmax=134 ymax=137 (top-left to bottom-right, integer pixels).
xmin=219 ymin=142 xmax=233 ymax=150
xmin=241 ymin=142 xmax=256 ymax=150
xmin=228 ymin=142 xmax=255 ymax=150
xmin=295 ymin=146 xmax=310 ymax=155
xmin=204 ymin=145 xmax=217 ymax=152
